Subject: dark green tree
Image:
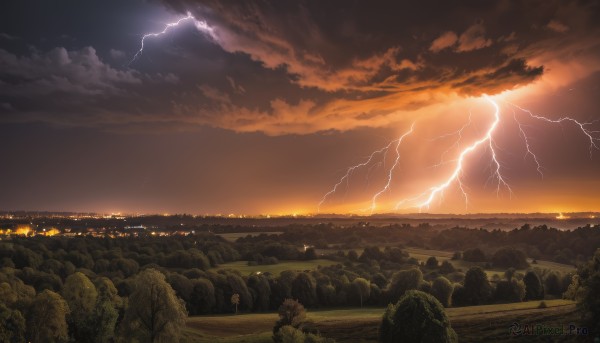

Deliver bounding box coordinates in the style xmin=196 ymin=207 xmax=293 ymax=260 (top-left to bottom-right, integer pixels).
xmin=351 ymin=277 xmax=371 ymax=307
xmin=379 ymin=290 xmax=457 ymax=342
xmin=291 ymin=272 xmax=317 ymax=307
xmin=426 ymin=256 xmax=439 ymax=268
xmin=439 ymin=260 xmax=455 ymax=274
xmin=523 ymin=271 xmax=544 ymax=300
xmin=544 ymin=272 xmax=562 ymax=297
xmin=26 ymin=290 xmax=70 ymax=343
xmin=61 ymin=272 xmax=98 ymax=342
xmin=120 ymin=269 xmax=187 ymax=343
xmin=387 ymin=268 xmax=423 ymax=301
xmin=0 ymin=303 xmax=26 ymax=343
xmin=492 ymin=247 xmax=529 ymax=269
xmin=248 ymin=274 xmax=271 ymax=312
xmin=189 ymin=278 xmax=215 ymax=315
xmin=463 ymin=267 xmax=492 ymax=305
xmin=431 ymin=276 xmax=453 ymax=307
xmin=227 ymin=273 xmax=253 ymax=311
xmin=75 ymin=277 xmax=120 ymax=343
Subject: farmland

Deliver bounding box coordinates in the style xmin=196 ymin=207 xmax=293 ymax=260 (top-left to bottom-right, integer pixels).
xmin=183 ymin=299 xmax=578 ymax=342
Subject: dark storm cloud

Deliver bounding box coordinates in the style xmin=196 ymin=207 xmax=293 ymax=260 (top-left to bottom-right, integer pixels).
xmin=452 ymin=59 xmax=545 ymax=95
xmin=0 ymin=47 xmax=140 ymax=96
xmin=1 ymin=0 xmax=599 ymax=134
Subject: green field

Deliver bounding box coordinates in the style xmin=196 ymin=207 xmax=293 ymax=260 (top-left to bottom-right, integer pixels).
xmin=315 ymin=246 xmax=575 ymax=278
xmin=404 ymin=247 xmax=576 ymax=278
xmin=183 ymin=299 xmax=577 ymax=342
xmin=216 ymin=231 xmax=283 ymax=242
xmin=210 ymin=259 xmax=338 ymax=276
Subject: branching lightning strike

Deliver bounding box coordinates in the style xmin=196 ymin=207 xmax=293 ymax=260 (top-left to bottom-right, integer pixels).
xmin=317 ymin=124 xmax=415 ymax=212
xmin=319 ymin=94 xmax=600 ymax=213
xmin=397 ymin=96 xmax=509 ymax=211
xmin=129 ymin=12 xmax=214 ymax=65
xmin=370 ymin=123 xmax=414 ymax=213
xmin=507 ymin=102 xmax=600 ymax=158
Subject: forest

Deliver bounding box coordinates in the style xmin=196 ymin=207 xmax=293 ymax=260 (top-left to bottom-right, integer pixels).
xmin=0 ymin=223 xmax=599 ymax=342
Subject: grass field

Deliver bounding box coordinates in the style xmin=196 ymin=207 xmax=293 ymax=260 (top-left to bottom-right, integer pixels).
xmin=216 ymin=231 xmax=283 ymax=242
xmin=210 ymin=259 xmax=338 ymax=276
xmin=404 ymin=247 xmax=576 ymax=278
xmin=314 ymin=246 xmax=575 ymax=278
xmin=183 ymin=299 xmax=577 ymax=342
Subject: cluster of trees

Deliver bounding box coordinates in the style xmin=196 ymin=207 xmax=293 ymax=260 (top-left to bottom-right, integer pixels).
xmin=0 ymin=268 xmax=187 ymax=342
xmin=0 ymin=235 xmax=574 ymax=320
xmin=2 ymin=226 xmax=597 ymax=341
xmin=458 ymin=247 xmax=529 ymax=269
xmin=239 ymin=224 xmax=600 ymax=265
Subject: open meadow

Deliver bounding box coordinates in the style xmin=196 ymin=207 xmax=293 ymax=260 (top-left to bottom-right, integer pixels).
xmin=210 ymin=259 xmax=338 ymax=276
xmin=183 ymin=299 xmax=578 ymax=342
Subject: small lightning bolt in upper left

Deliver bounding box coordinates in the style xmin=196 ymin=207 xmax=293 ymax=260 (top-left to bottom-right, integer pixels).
xmin=129 ymin=12 xmax=215 ymax=65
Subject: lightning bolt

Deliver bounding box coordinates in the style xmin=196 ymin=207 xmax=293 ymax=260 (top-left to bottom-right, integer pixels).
xmin=370 ymin=123 xmax=415 ymax=213
xmin=511 ymin=107 xmax=544 ymax=177
xmin=507 ymin=102 xmax=600 ymax=158
xmin=129 ymin=12 xmax=215 ymax=65
xmin=429 ymin=111 xmax=472 ymax=169
xmin=397 ymin=95 xmax=508 ymax=211
xmin=317 ymin=123 xmax=415 ymax=212
xmin=319 ymin=93 xmax=599 ymax=214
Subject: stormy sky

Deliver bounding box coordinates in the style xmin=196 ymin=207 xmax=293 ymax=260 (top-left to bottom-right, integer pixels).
xmin=1 ymin=0 xmax=600 ymax=215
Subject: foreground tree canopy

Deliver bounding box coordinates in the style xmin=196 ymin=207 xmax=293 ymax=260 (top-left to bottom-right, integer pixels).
xmin=379 ymin=290 xmax=457 ymax=343
xmin=121 ymin=269 xmax=187 ymax=343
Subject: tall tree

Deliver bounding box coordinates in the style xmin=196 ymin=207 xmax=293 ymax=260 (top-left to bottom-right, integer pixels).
xmin=61 ymin=272 xmax=98 ymax=342
xmin=26 ymin=290 xmax=70 ymax=343
xmin=79 ymin=277 xmax=121 ymax=343
xmin=544 ymin=272 xmax=562 ymax=297
xmin=523 ymin=271 xmax=544 ymax=300
xmin=189 ymin=278 xmax=215 ymax=315
xmin=463 ymin=267 xmax=492 ymax=305
xmin=120 ymin=269 xmax=187 ymax=343
xmin=291 ymin=272 xmax=317 ymax=307
xmin=351 ymin=278 xmax=370 ymax=308
xmin=226 ymin=273 xmax=253 ymax=311
xmin=248 ymin=274 xmax=271 ymax=312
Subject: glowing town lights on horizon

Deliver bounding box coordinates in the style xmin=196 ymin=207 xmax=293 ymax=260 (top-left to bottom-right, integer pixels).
xmin=319 ymin=94 xmax=600 ymax=214
xmin=129 ymin=12 xmax=215 ymax=65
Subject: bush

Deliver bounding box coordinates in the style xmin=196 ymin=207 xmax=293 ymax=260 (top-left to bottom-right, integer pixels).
xmin=273 ymin=299 xmax=306 ymax=334
xmin=273 ymin=325 xmax=335 ymax=343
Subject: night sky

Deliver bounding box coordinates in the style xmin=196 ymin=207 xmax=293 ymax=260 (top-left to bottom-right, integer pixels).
xmin=1 ymin=0 xmax=600 ymax=215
